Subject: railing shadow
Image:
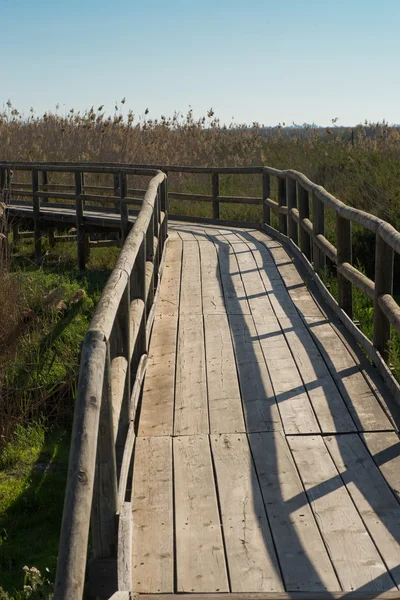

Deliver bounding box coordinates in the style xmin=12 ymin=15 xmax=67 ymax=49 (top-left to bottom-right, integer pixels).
xmin=173 ymin=222 xmax=400 ymax=596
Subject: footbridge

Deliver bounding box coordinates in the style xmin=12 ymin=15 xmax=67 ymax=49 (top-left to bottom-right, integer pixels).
xmin=2 ymin=162 xmax=400 ymax=600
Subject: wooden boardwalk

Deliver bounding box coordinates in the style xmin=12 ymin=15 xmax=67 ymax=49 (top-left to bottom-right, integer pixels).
xmin=132 ymin=222 xmax=400 ymax=596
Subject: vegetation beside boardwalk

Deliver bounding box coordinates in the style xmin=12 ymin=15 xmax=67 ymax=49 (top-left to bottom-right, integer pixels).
xmin=1 ymin=103 xmax=400 ymax=593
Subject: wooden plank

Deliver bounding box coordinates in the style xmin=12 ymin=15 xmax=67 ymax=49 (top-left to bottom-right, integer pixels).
xmin=252 ymin=312 xmax=320 ymax=434
xmin=118 ymin=502 xmax=132 ymax=591
xmin=325 ymin=433 xmax=400 ymax=587
xmin=211 ymin=434 xmax=284 ymax=592
xmin=131 ymin=436 xmax=173 ymax=593
xmin=249 ymin=432 xmax=340 ymax=592
xmin=199 ymin=240 xmax=226 ymax=314
xmin=141 ymin=592 xmax=400 ymax=600
xmin=229 ymin=313 xmax=282 ymax=432
xmin=139 ymin=240 xmax=182 ymax=436
xmin=175 ymin=314 xmax=208 ymax=435
xmin=157 ymin=239 xmax=182 ymax=317
xmin=178 ymin=230 xmax=196 ymax=240
xmin=180 ymin=240 xmax=202 ymax=314
xmin=303 ymin=316 xmax=393 ymax=432
xmin=229 ymin=241 xmax=320 ymax=434
xmin=173 ymin=435 xmax=229 ymax=592
xmin=214 ymin=238 xmax=250 ymax=315
xmin=204 ymin=314 xmax=245 ymax=433
xmin=289 ymin=435 xmax=395 ymax=592
xmin=362 ymin=432 xmax=400 ymax=503
xmin=278 ymin=317 xmax=356 ymax=433
xmin=139 ymin=313 xmax=178 ymax=436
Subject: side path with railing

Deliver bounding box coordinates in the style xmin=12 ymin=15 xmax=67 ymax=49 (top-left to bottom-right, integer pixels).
xmin=1 ymin=161 xmax=400 ymax=599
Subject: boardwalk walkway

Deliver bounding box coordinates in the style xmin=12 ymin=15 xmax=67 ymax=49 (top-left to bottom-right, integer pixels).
xmin=132 ymin=222 xmax=400 ymax=595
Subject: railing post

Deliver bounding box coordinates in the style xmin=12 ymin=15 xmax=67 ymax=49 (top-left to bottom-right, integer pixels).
xmin=297 ymin=183 xmax=311 ymax=261
xmin=262 ymin=171 xmax=271 ymax=226
xmin=119 ymin=172 xmax=129 ymax=241
xmin=32 ymin=168 xmax=41 ymax=261
xmin=146 ymin=209 xmax=155 ymax=311
xmin=278 ymin=176 xmax=287 ymax=235
xmin=41 ymin=170 xmax=48 ymax=203
xmin=212 ymin=172 xmax=220 ymax=220
xmin=132 ymin=236 xmax=147 ymax=364
xmin=91 ymin=341 xmax=119 ymax=558
xmin=286 ymin=176 xmax=298 ymax=244
xmin=74 ymin=170 xmax=86 ymax=271
xmin=160 ymin=176 xmax=168 ymax=243
xmin=336 ymin=214 xmax=353 ymax=318
xmin=373 ymin=231 xmax=394 ymax=360
xmin=312 ymin=191 xmax=325 ymax=274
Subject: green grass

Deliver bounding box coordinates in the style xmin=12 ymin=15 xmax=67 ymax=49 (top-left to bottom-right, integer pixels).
xmin=0 ymin=423 xmax=70 ymax=593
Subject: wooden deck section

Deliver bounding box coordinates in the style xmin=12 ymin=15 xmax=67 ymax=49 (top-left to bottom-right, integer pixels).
xmin=132 ymin=222 xmax=400 ymax=596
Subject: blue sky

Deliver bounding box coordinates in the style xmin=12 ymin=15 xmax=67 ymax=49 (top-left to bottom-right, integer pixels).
xmin=1 ymin=0 xmax=399 ymax=126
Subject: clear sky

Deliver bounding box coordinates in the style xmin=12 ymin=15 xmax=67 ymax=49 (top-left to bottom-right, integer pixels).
xmin=1 ymin=0 xmax=399 ymax=126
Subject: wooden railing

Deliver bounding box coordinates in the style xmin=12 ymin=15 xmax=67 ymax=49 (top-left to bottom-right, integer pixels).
xmin=21 ymin=166 xmax=170 ymax=600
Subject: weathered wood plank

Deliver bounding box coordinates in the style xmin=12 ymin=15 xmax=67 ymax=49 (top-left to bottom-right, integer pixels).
xmin=199 ymin=240 xmax=226 ymax=314
xmin=278 ymin=317 xmax=356 ymax=433
xmin=214 ymin=238 xmax=250 ymax=315
xmin=362 ymin=432 xmax=400 ymax=503
xmin=180 ymin=240 xmax=202 ymax=314
xmin=229 ymin=313 xmax=282 ymax=432
xmin=228 ymin=240 xmax=319 ymax=434
xmin=325 ymin=433 xmax=400 ymax=587
xmin=132 ymin=436 xmax=173 ymax=593
xmin=204 ymin=314 xmax=245 ymax=433
xmin=175 ymin=314 xmax=209 ymax=435
xmin=289 ymin=435 xmax=395 ymax=591
xmin=157 ymin=239 xmax=182 ymax=317
xmin=173 ymin=435 xmax=229 ymax=592
xmin=249 ymin=432 xmax=340 ymax=592
xmin=211 ymin=434 xmax=284 ymax=592
xmin=303 ymin=316 xmax=393 ymax=432
xmin=141 ymin=593 xmax=400 ymax=600
xmin=139 ymin=241 xmax=182 ymax=436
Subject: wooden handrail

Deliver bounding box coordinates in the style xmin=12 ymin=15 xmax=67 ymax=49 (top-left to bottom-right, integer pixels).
xmin=50 ymin=167 xmax=168 ymax=600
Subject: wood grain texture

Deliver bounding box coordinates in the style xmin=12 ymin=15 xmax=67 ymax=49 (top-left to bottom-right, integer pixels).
xmin=173 ymin=435 xmax=229 ymax=592
xmin=132 ymin=436 xmax=173 ymax=593
xmin=211 ymin=434 xmax=283 ymax=592
xmin=325 ymin=433 xmax=400 ymax=586
xmin=175 ymin=314 xmax=209 ymax=435
xmin=204 ymin=314 xmax=245 ymax=433
xmin=180 ymin=240 xmax=202 ymax=314
xmin=249 ymin=432 xmax=340 ymax=592
xmin=289 ymin=435 xmax=395 ymax=592
xmin=199 ymin=240 xmax=226 ymax=314
xmin=362 ymin=432 xmax=400 ymax=503
xmin=229 ymin=313 xmax=282 ymax=432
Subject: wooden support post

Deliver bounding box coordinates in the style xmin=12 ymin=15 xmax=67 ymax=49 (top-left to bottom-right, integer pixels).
xmin=212 ymin=172 xmax=220 ymax=220
xmin=262 ymin=171 xmax=271 ymax=226
xmin=312 ymin=191 xmax=325 ymax=274
xmin=153 ymin=192 xmax=160 ymax=286
xmin=119 ymin=172 xmax=129 ymax=241
xmin=115 ymin=282 xmax=132 ymax=446
xmin=91 ymin=341 xmax=119 ymax=559
xmin=278 ymin=176 xmax=287 ymax=235
xmin=286 ymin=176 xmax=298 ymax=244
xmin=336 ymin=214 xmax=353 ymax=318
xmin=113 ymin=173 xmax=120 ymax=212
xmin=12 ymin=224 xmax=19 ymax=247
xmin=373 ymin=232 xmax=394 ymax=361
xmin=41 ymin=171 xmax=48 ymax=203
xmin=32 ymin=169 xmax=42 ymax=262
xmin=74 ymin=171 xmax=86 ymax=271
xmin=297 ymin=182 xmax=311 ymax=261
xmin=160 ymin=176 xmax=168 ymax=242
